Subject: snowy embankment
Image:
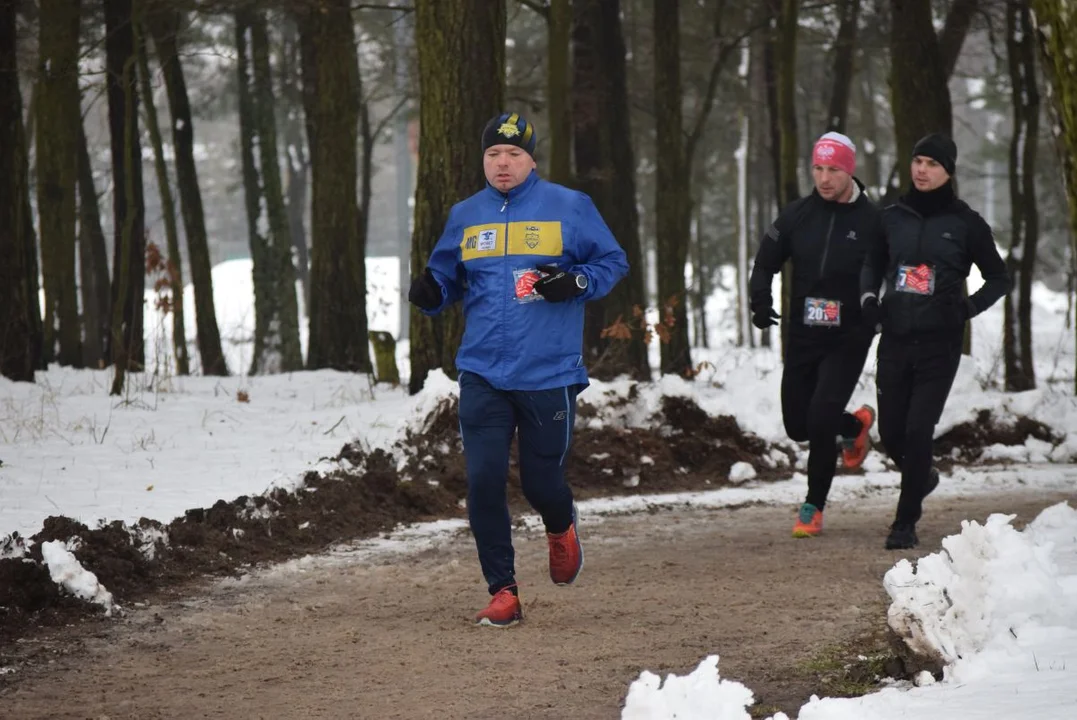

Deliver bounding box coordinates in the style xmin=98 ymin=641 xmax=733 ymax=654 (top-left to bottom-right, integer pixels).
xmin=622 ymin=502 xmax=1077 ymax=719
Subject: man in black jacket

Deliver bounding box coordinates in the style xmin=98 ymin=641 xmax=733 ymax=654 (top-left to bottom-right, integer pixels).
xmin=749 ymin=132 xmax=880 ymax=539
xmin=860 ymin=133 xmax=1010 ymax=550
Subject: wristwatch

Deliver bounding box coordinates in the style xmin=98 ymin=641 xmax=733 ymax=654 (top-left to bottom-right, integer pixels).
xmin=574 ymin=274 xmax=589 ymax=292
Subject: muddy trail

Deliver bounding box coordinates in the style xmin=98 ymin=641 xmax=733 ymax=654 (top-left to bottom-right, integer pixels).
xmin=0 ymin=393 xmax=1066 ymax=679
xmin=2 ymin=490 xmax=1073 ymax=720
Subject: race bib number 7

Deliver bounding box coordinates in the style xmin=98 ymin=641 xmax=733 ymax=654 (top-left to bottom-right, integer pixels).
xmin=803 ymin=297 xmax=841 ymax=327
xmin=895 ymin=264 xmax=935 ymax=295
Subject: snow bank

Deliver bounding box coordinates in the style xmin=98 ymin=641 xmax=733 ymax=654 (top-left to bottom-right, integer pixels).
xmin=40 ymin=540 xmax=118 ymax=616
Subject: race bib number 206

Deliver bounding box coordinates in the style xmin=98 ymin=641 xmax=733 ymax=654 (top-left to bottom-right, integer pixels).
xmin=803 ymin=297 xmax=841 ymax=327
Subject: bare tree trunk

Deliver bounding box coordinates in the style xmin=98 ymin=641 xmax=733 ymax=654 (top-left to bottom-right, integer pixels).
xmin=250 ymin=10 xmax=303 ymax=373
xmin=653 ymin=0 xmax=692 ymax=377
xmin=825 ymin=0 xmax=860 ymax=133
xmin=769 ymin=0 xmax=800 ymax=356
xmin=236 ymin=9 xmax=267 ymax=376
xmin=136 ymin=15 xmax=189 ymax=376
xmin=406 ymin=0 xmax=505 ymax=392
xmin=546 ymin=0 xmax=571 ymax=185
xmin=1029 ymin=0 xmax=1077 ymax=393
xmin=298 ymin=0 xmax=374 ymax=374
xmin=147 ymin=6 xmax=228 ymax=375
xmin=109 ymin=55 xmax=138 ymax=395
xmin=888 ymin=0 xmax=952 ymax=191
xmin=0 ymin=0 xmax=38 ymax=382
xmin=77 ymin=118 xmax=111 ymax=369
xmin=859 ymin=59 xmax=884 ymax=192
xmin=37 ymin=0 xmax=83 ymax=367
xmin=1003 ymin=0 xmax=1039 ymax=392
xmin=105 ymin=0 xmax=146 ymax=380
xmin=572 ymin=0 xmax=650 ymax=381
xmin=279 ymin=17 xmax=309 ymax=315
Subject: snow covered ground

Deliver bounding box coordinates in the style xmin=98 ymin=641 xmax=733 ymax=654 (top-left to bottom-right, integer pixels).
xmin=621 ymin=501 xmax=1077 ymax=719
xmin=3 ymin=257 xmax=1077 ymax=717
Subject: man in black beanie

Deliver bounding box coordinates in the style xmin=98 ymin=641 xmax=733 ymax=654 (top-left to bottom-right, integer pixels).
xmin=407 ymin=112 xmax=628 ymax=627
xmin=860 ymin=132 xmax=1009 ymax=550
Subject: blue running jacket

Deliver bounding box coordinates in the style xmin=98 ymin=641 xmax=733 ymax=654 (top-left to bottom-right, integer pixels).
xmin=421 ymin=171 xmax=629 ymax=391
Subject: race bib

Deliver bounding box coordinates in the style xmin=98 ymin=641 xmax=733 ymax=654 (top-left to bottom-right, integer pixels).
xmin=513 ymin=267 xmax=545 ymax=303
xmin=803 ymin=297 xmax=841 ymax=327
xmin=895 ymin=264 xmax=935 ymax=295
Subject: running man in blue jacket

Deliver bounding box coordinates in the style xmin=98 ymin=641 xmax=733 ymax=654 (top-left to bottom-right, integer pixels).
xmin=408 ymin=112 xmax=629 ymax=628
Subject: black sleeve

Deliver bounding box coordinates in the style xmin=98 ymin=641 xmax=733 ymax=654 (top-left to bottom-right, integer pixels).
xmin=748 ymin=205 xmax=794 ymax=313
xmin=965 ymin=212 xmax=1010 ymax=317
xmin=859 ymin=209 xmax=888 ymax=305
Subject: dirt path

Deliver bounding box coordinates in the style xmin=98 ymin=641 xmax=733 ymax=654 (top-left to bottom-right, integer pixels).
xmin=2 ymin=489 xmax=1073 ymax=720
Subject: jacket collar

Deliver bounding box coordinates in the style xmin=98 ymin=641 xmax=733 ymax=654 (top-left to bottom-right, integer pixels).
xmin=484 ymin=169 xmax=540 ymax=203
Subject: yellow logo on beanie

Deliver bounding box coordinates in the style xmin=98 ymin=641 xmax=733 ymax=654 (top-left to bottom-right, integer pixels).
xmin=498 ymin=122 xmax=520 ymax=138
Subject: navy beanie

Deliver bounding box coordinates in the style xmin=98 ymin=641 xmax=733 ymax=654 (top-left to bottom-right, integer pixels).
xmin=912 ymin=133 xmax=957 ymax=176
xmin=481 ymin=112 xmax=537 ymax=156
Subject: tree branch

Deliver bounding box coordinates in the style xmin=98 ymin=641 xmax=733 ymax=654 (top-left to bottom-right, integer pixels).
xmin=515 ymin=0 xmax=549 ymax=19
xmin=685 ymin=3 xmax=772 ymax=159
xmin=371 ymin=94 xmax=410 ymax=142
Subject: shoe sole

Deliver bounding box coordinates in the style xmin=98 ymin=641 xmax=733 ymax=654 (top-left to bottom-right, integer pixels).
xmin=885 ymin=541 xmax=918 ymax=550
xmin=792 ymin=528 xmax=821 ymax=538
xmin=554 ymin=503 xmax=584 ymax=587
xmin=476 ymin=615 xmax=521 ymax=628
xmin=842 ymin=405 xmax=876 ymax=469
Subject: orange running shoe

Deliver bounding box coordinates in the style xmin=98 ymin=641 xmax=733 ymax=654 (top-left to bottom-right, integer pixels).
xmin=792 ymin=503 xmax=824 ymax=538
xmin=841 ymin=405 xmax=876 ymax=469
xmin=475 ymin=586 xmax=522 ymax=627
xmin=547 ymin=505 xmax=584 ymax=586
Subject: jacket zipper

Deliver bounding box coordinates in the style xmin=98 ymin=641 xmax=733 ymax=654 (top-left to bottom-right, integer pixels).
xmin=817 ymin=212 xmax=836 ymax=278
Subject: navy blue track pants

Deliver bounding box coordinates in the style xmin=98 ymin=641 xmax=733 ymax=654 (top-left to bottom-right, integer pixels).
xmin=457 ymin=371 xmax=577 ymax=594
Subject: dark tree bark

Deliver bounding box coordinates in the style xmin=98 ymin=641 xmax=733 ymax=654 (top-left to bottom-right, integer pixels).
xmin=105 ymin=0 xmax=147 ymax=384
xmin=298 ymin=0 xmax=373 ymax=374
xmin=77 ymin=118 xmax=111 ymax=369
xmin=888 ymin=0 xmax=952 ymax=191
xmin=882 ymin=0 xmax=978 ymax=202
xmin=147 ymin=6 xmax=228 ymax=376
xmin=37 ymin=0 xmax=83 ymax=367
xmin=407 ymin=0 xmax=505 ymax=393
xmin=825 ymin=0 xmax=860 ymax=133
xmin=136 ymin=15 xmax=189 ymax=376
xmin=1030 ymin=0 xmax=1077 ymax=393
xmin=1002 ymin=0 xmax=1039 ymax=392
xmin=248 ymin=9 xmax=303 ymax=374
xmin=571 ymin=0 xmax=649 ymax=380
xmin=765 ymin=0 xmax=800 ymax=355
xmin=0 ymin=0 xmax=39 ymax=382
xmin=547 ymin=0 xmax=572 ymax=185
xmin=279 ymin=17 xmax=310 ymax=314
xmin=653 ymin=0 xmax=692 ymax=377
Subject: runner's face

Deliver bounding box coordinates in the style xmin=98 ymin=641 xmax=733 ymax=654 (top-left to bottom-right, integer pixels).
xmin=812 ymin=165 xmax=853 ymax=202
xmin=484 ymin=145 xmax=536 ymax=192
xmin=911 ymin=156 xmax=950 ymax=191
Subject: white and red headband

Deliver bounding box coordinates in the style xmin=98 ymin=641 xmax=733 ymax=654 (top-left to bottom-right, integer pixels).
xmin=812 ymin=132 xmax=856 ymax=176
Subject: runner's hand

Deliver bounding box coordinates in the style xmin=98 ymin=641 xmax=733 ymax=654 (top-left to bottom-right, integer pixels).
xmin=534 ymin=264 xmax=584 ymax=303
xmin=751 ymin=306 xmax=780 ymax=330
xmin=408 ymin=268 xmax=442 ymax=311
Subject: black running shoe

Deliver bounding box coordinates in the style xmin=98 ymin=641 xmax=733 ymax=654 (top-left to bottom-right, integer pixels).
xmin=885 ymin=522 xmax=919 ymax=550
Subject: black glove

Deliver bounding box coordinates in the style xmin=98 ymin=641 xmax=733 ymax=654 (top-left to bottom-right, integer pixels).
xmin=939 ymin=294 xmax=974 ymax=323
xmin=407 ymin=268 xmax=442 ymax=311
xmin=861 ymin=296 xmax=881 ymax=335
xmin=751 ymin=306 xmax=780 ymax=330
xmin=534 ymin=264 xmax=585 ymax=303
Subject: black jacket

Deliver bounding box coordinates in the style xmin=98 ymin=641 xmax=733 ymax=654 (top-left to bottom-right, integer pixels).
xmin=749 ymin=181 xmax=882 ymax=340
xmin=860 ymin=182 xmax=1010 ymax=338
